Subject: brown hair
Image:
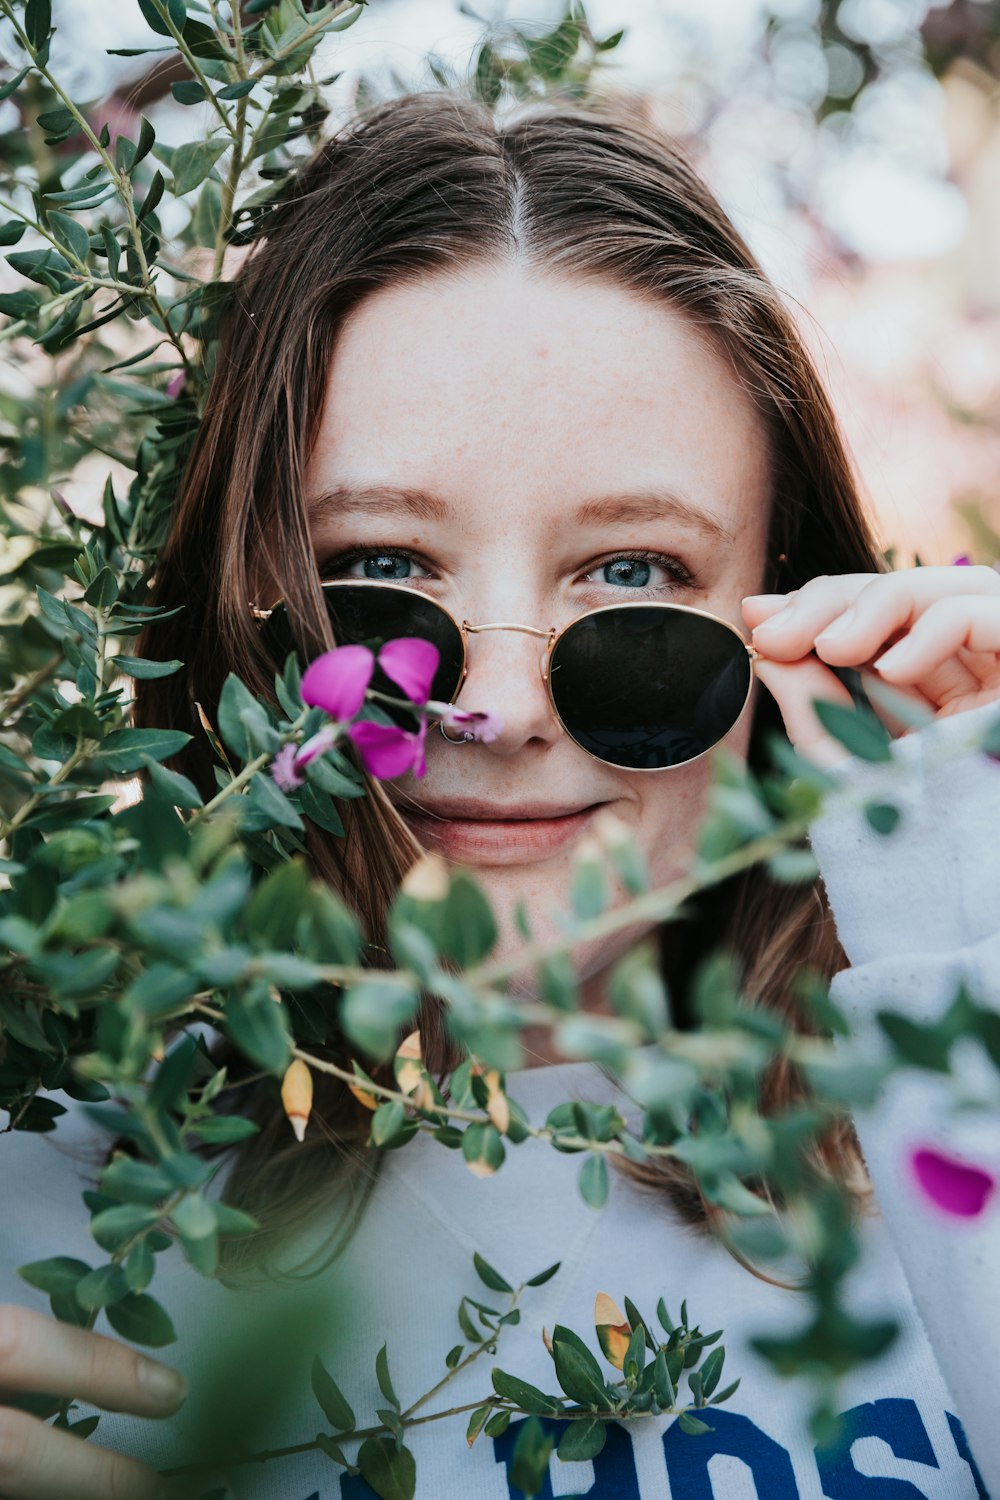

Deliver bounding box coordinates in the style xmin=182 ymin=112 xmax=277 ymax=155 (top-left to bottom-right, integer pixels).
xmin=139 ymin=88 xmax=884 ymax=1278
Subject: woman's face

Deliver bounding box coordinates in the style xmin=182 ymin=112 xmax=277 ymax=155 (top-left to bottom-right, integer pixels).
xmin=303 ymin=264 xmax=772 ymax=1007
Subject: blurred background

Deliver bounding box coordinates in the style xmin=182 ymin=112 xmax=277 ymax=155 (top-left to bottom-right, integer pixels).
xmin=5 ymin=0 xmax=1000 ymax=566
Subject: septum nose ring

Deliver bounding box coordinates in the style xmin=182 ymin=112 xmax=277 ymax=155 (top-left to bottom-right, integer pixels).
xmin=437 ymin=620 xmax=554 ymax=745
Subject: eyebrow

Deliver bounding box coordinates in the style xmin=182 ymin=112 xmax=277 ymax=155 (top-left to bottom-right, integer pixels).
xmin=306 ymin=482 xmax=736 ymax=548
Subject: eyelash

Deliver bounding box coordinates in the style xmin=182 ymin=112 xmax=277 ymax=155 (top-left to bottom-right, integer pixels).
xmin=318 ymin=546 xmax=698 ymax=592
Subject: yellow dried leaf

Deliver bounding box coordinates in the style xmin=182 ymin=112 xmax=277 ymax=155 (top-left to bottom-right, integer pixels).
xmin=347 ymin=1078 xmax=379 ymax=1112
xmin=483 ymin=1070 xmax=510 ymax=1134
xmin=594 ymin=1292 xmax=631 ymax=1370
xmin=464 ymin=1158 xmax=497 ymax=1179
xmin=541 ymin=1326 xmax=553 ymax=1355
xmin=280 ymin=1058 xmax=313 ymax=1143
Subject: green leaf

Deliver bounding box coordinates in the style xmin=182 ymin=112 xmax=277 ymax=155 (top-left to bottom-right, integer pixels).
xmin=171 ymin=79 xmax=206 ymax=105
xmin=134 ymin=116 xmax=156 ymax=166
xmin=877 ymin=1011 xmax=952 ymax=1072
xmin=473 ymin=1252 xmax=513 ymax=1295
xmin=526 ymin=1261 xmax=561 ymax=1288
xmin=96 ymin=728 xmax=191 ymax=774
xmin=578 ymin=1154 xmax=609 ymax=1209
xmin=341 ymin=979 xmax=418 ymax=1062
xmin=124 ymin=1242 xmax=155 ymax=1293
xmin=375 ymin=1343 xmax=399 ymax=1409
xmin=25 ymin=0 xmax=52 ymax=49
xmin=172 ymin=138 xmax=229 ymax=196
xmin=678 ymin=1411 xmax=713 ymax=1435
xmin=438 ymin=871 xmax=496 ymax=966
xmin=551 ymin=1326 xmax=615 ymax=1410
xmin=90 ymin=1204 xmax=161 ymax=1249
xmin=811 ymin=698 xmax=893 ymax=763
xmin=17 ymin=1257 xmax=91 ymax=1296
xmin=370 ymin=1101 xmax=414 ymax=1149
xmin=311 ymin=1355 xmax=356 ymax=1432
xmin=241 ymin=769 xmax=303 ymax=832
xmin=111 ymin=655 xmax=183 ymax=679
xmin=698 ymin=1345 xmax=725 ymax=1398
xmin=0 ymin=290 xmax=40 ymax=317
xmin=47 ymin=211 xmax=90 ymax=264
xmin=461 ymin=1122 xmax=505 ymax=1178
xmin=216 ymin=78 xmax=256 ymax=98
xmin=141 ymin=755 xmax=203 ymax=809
xmin=75 ymin=1264 xmax=130 ymax=1310
xmin=557 ymin=1416 xmax=607 ymax=1462
xmin=225 ymin=988 xmax=292 ymax=1073
xmin=101 ymin=1155 xmax=174 ymax=1204
xmin=0 ymin=220 xmax=26 ymax=247
xmin=138 ymin=0 xmax=186 ymax=35
xmin=105 ymin=1293 xmax=177 ymax=1347
xmin=188 ymin=1115 xmax=260 ymax=1144
xmin=357 ymin=1437 xmax=415 ymax=1500
xmin=508 ymin=1415 xmax=554 ymax=1498
xmin=466 ymin=1404 xmax=490 ymax=1445
xmin=864 ymin=801 xmax=901 ymax=836
xmin=490 ymin=1369 xmax=563 ymax=1415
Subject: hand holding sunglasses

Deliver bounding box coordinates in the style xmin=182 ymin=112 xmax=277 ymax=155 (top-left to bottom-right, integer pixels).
xmin=255 ymin=581 xmax=762 ymax=772
xmin=743 ymin=564 xmax=1000 ymax=768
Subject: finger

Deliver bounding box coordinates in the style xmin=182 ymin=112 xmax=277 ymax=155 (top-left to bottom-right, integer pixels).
xmin=0 ymin=1405 xmax=162 ymax=1500
xmin=752 ymin=654 xmax=858 ymax=769
xmin=743 ymin=576 xmax=870 ymax=648
xmin=741 ymin=592 xmax=801 ymax=632
xmin=872 ymin=595 xmax=1000 ymax=683
xmin=750 ymin=565 xmax=1000 ymax=664
xmin=0 ymin=1306 xmax=186 ymax=1419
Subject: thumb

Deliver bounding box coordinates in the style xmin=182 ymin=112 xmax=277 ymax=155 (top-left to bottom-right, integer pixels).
xmin=753 ymin=654 xmax=857 ymax=770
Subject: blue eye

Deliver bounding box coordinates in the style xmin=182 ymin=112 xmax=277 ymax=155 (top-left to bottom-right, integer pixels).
xmin=603 ymin=558 xmax=651 ymax=588
xmin=359 ymin=552 xmax=413 ymax=581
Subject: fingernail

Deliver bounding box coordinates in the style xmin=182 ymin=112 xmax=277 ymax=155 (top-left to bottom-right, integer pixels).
xmin=873 ymin=644 xmax=906 ymax=670
xmin=139 ymin=1359 xmax=188 ymax=1408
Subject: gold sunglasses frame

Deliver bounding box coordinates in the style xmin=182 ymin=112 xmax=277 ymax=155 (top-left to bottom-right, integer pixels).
xmin=251 ymin=579 xmax=764 ymax=773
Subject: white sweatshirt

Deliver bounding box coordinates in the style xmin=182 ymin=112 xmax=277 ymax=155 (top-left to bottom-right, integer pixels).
xmin=1 ymin=699 xmax=999 ymax=1500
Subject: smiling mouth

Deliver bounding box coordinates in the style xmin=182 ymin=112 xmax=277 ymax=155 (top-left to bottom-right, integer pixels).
xmin=398 ymin=802 xmax=608 ymax=865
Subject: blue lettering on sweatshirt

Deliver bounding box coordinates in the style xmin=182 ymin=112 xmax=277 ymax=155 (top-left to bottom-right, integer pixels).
xmin=328 ymin=1400 xmax=990 ymax=1498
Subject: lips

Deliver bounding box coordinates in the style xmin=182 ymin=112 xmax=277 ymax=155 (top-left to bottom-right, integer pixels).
xmin=400 ymin=800 xmax=606 ymax=865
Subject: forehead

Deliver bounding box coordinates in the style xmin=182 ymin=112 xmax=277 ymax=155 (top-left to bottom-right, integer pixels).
xmin=305 ymin=264 xmax=771 ymax=544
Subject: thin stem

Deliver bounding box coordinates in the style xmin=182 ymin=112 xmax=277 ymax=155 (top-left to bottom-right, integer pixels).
xmin=212 ymin=94 xmax=247 ymax=281
xmin=0 ymin=742 xmax=92 ymax=844
xmin=149 ymin=0 xmax=237 ymax=138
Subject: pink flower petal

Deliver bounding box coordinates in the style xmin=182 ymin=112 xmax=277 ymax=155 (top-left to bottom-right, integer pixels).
xmin=378 ymin=637 xmax=440 ymax=706
xmin=301 ymin=646 xmax=374 ymax=721
xmin=910 ymin=1145 xmax=996 ymax=1218
xmin=272 ymin=743 xmax=305 ymax=792
xmin=166 ymin=371 xmax=186 ymax=399
xmin=348 ymin=720 xmax=424 ymax=780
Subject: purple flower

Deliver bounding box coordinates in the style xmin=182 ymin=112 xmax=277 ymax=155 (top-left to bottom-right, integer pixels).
xmin=348 ymin=719 xmax=428 ymax=780
xmin=428 ymin=700 xmax=504 ymax=744
xmin=910 ymin=1145 xmax=996 ymax=1218
xmin=301 ymin=646 xmax=374 ymax=720
xmin=166 ymin=371 xmax=186 ymax=399
xmin=378 ymin=637 xmax=440 ymax=706
xmin=272 ymin=743 xmax=306 ymax=793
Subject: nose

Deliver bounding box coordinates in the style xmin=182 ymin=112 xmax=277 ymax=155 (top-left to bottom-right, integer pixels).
xmin=450 ymin=621 xmax=563 ymax=758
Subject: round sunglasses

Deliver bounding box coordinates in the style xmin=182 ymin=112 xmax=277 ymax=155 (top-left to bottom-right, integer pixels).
xmin=253 ymin=580 xmax=762 ymax=772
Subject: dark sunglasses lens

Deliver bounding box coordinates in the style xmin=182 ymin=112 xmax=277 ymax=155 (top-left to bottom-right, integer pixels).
xmin=262 ymin=586 xmax=464 ymax=728
xmin=549 ymin=607 xmax=751 ymax=769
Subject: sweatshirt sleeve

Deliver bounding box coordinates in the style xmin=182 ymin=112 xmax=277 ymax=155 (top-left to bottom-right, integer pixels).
xmin=806 ymin=696 xmax=1000 ymax=1492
